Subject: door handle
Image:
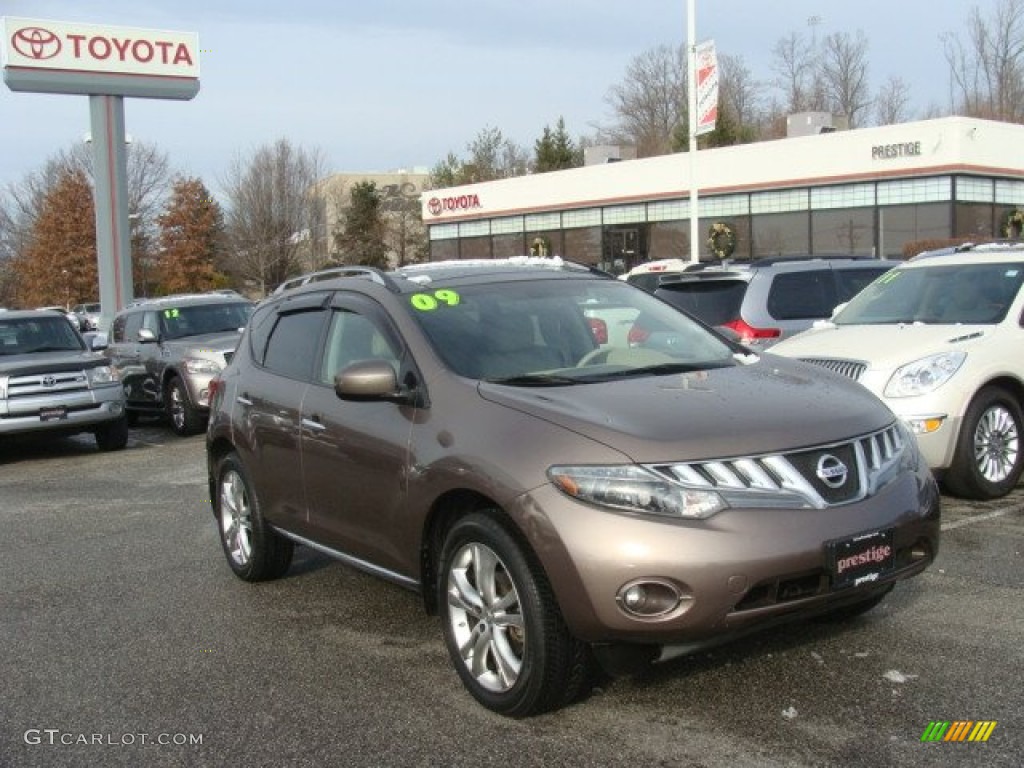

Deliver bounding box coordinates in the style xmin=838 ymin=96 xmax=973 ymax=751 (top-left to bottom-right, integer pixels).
xmin=301 ymin=417 xmax=326 ymax=432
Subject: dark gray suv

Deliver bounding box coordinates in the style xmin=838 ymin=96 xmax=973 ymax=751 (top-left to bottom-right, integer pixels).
xmin=646 ymin=257 xmax=899 ymax=349
xmin=108 ymin=293 xmax=253 ymax=435
xmin=206 ymin=259 xmax=939 ymax=716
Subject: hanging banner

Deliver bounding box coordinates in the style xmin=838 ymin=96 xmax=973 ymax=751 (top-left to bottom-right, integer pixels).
xmin=695 ymin=39 xmax=718 ymax=136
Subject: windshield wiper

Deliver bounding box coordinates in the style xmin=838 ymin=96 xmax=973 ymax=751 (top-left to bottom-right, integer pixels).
xmin=484 ymin=373 xmax=581 ymax=386
xmin=584 ymin=362 xmax=731 ymax=381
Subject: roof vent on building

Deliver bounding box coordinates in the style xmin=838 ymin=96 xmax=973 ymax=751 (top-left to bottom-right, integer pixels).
xmin=584 ymin=145 xmax=638 ymax=166
xmin=786 ymin=112 xmax=848 ymax=138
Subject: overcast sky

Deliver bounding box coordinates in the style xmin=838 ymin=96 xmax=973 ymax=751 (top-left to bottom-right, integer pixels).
xmin=0 ymin=0 xmax=991 ymax=196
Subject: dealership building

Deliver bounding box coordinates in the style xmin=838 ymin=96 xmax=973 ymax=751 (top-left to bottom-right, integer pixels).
xmin=420 ymin=116 xmax=1024 ymax=271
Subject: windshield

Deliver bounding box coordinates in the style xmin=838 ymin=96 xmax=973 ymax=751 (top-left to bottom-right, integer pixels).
xmin=407 ymin=277 xmax=736 ymax=384
xmin=0 ymin=316 xmax=84 ymax=355
xmin=160 ymin=302 xmax=253 ymax=340
xmin=835 ymin=262 xmax=1024 ymax=326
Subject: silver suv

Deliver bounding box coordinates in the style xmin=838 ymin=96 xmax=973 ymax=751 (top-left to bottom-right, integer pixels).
xmin=0 ymin=309 xmax=127 ymax=450
xmin=108 ymin=293 xmax=253 ymax=435
xmin=648 ymin=257 xmax=899 ymax=348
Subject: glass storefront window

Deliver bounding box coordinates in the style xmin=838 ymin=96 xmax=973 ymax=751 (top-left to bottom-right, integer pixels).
xmin=460 ymin=236 xmax=491 ymax=260
xmin=811 ymin=208 xmax=875 ymax=255
xmin=752 ymin=212 xmax=810 ymax=257
xmin=955 ymin=203 xmax=995 ymax=239
xmin=649 ymin=221 xmax=689 ymax=260
xmin=492 ymin=234 xmax=525 ymax=258
xmin=431 ymin=240 xmax=458 ymax=260
xmin=878 ymin=203 xmax=950 ymax=258
xmin=563 ymin=226 xmax=602 ymax=265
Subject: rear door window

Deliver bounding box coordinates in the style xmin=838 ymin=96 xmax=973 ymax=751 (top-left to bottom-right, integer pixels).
xmin=765 ymin=271 xmax=836 ymax=320
xmin=835 ymin=266 xmax=894 ymax=303
xmin=655 ymin=280 xmax=747 ymax=325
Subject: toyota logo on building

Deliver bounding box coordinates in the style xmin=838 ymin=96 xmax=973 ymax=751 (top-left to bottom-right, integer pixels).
xmin=428 ymin=197 xmax=443 ymax=216
xmin=11 ymin=27 xmax=62 ymax=60
xmin=815 ymin=454 xmax=849 ymax=489
xmin=41 ymin=375 xmax=58 ymax=388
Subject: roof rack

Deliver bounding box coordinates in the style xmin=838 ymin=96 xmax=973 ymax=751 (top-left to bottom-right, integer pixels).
xmin=125 ymin=291 xmax=249 ymax=308
xmin=271 ymin=266 xmax=400 ymax=295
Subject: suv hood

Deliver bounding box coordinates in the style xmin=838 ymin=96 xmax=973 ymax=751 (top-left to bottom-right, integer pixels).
xmin=770 ymin=323 xmax=990 ymax=368
xmin=0 ymin=350 xmax=109 ymax=378
xmin=477 ymin=356 xmax=893 ymax=462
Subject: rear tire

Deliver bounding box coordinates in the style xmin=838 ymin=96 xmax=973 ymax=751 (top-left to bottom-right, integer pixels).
xmin=215 ymin=452 xmax=293 ymax=582
xmin=944 ymin=386 xmax=1023 ymax=500
xmin=438 ymin=512 xmax=594 ymax=717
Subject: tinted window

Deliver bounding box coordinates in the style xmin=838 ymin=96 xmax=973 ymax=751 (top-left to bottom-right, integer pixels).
xmin=0 ymin=316 xmax=83 ymax=354
xmin=655 ymin=280 xmax=747 ymax=325
xmin=123 ymin=312 xmax=143 ymax=341
xmin=158 ymin=302 xmax=253 ymax=340
xmin=319 ymin=310 xmax=400 ymax=384
xmin=766 ymin=271 xmax=836 ymax=320
xmin=262 ymin=310 xmax=326 ymax=380
xmin=111 ymin=313 xmax=127 ymax=342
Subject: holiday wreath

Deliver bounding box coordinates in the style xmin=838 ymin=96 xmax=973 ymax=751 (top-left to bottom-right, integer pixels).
xmin=707 ymin=221 xmax=736 ymax=260
xmin=1003 ymin=208 xmax=1024 ymax=239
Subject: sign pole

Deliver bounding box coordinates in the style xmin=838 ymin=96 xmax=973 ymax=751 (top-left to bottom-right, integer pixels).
xmin=89 ymin=94 xmax=133 ymax=328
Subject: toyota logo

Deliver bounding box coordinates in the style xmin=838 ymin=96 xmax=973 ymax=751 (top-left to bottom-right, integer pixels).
xmin=815 ymin=453 xmax=848 ymax=489
xmin=11 ymin=27 xmax=62 ymax=60
xmin=41 ymin=375 xmax=58 ymax=388
xmin=427 ymin=197 xmax=442 ymax=216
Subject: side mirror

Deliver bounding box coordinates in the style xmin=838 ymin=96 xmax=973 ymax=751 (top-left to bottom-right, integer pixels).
xmin=137 ymin=327 xmax=157 ymax=343
xmin=334 ymin=359 xmax=412 ymax=403
xmin=86 ymin=331 xmax=109 ymax=351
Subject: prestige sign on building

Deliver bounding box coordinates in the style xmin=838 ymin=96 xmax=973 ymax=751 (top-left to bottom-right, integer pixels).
xmin=1 ymin=16 xmax=199 ymax=98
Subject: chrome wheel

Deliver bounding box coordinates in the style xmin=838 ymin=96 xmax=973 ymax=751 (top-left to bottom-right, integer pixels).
xmin=169 ymin=382 xmax=186 ymax=432
xmin=446 ymin=542 xmax=525 ymax=693
xmin=974 ymin=403 xmax=1019 ymax=483
xmin=219 ymin=468 xmax=253 ymax=568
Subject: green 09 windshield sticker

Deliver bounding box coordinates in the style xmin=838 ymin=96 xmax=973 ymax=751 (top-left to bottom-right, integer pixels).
xmin=410 ymin=290 xmax=460 ymax=310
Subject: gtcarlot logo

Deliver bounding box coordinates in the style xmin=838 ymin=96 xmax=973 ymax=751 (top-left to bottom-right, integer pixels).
xmin=24 ymin=729 xmax=204 ymax=746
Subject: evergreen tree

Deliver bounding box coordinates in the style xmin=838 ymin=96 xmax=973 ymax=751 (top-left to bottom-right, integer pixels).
xmin=156 ymin=177 xmax=226 ymax=294
xmin=16 ymin=168 xmax=97 ymax=308
xmin=534 ymin=117 xmax=583 ymax=172
xmin=334 ymin=181 xmax=388 ymax=268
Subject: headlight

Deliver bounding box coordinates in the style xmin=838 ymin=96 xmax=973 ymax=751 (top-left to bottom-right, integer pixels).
xmin=547 ymin=465 xmax=727 ymax=519
xmin=183 ymin=357 xmax=222 ymax=374
xmin=884 ymin=351 xmax=966 ymax=398
xmin=86 ymin=366 xmax=119 ymax=386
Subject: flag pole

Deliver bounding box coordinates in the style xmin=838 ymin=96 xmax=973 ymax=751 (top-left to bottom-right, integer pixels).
xmin=687 ymin=0 xmax=699 ymax=264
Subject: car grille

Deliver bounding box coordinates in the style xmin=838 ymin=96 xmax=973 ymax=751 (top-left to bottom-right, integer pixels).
xmin=798 ymin=357 xmax=867 ymax=381
xmin=5 ymin=371 xmax=89 ymax=398
xmin=650 ymin=423 xmax=905 ymax=509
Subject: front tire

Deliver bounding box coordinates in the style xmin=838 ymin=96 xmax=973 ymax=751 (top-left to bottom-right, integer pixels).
xmin=944 ymin=386 xmax=1024 ymax=500
xmin=438 ymin=513 xmax=593 ymax=717
xmin=166 ymin=376 xmax=206 ymax=436
xmin=94 ymin=416 xmax=128 ymax=451
xmin=215 ymin=452 xmax=293 ymax=582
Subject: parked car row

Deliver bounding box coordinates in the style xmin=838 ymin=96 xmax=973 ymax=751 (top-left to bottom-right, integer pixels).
xmin=8 ymin=245 xmax=1023 ymax=718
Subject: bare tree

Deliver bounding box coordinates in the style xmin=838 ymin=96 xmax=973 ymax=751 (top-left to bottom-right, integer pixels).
xmin=718 ymin=53 xmax=766 ymax=140
xmin=602 ymin=44 xmax=686 ymax=157
xmin=771 ymin=32 xmax=816 ymax=114
xmin=820 ymin=30 xmax=872 ymax=128
xmin=875 ymin=75 xmax=914 ymax=125
xmin=943 ymin=0 xmax=1024 ymax=121
xmin=221 ymin=138 xmax=328 ymax=294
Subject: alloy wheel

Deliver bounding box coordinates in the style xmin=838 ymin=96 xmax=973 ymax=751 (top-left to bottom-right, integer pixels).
xmin=974 ymin=404 xmax=1020 ymax=483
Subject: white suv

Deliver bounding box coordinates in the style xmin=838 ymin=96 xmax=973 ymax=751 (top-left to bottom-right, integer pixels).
xmin=770 ymin=243 xmax=1024 ymax=500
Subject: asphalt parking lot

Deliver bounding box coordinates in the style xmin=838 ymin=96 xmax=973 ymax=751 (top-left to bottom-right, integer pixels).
xmin=1 ymin=424 xmax=1021 ymax=768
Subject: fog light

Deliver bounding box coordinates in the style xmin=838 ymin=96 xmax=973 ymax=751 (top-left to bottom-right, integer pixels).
xmin=905 ymin=416 xmax=945 ymax=435
xmin=616 ymin=579 xmax=688 ymax=618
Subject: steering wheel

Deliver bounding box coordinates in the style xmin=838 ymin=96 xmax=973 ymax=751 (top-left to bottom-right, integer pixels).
xmin=576 ymin=347 xmax=612 ymax=367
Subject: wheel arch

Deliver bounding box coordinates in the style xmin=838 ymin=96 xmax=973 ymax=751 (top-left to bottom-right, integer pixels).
xmin=207 ymin=436 xmax=236 ymax=519
xmin=419 ymin=489 xmax=543 ymax=617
